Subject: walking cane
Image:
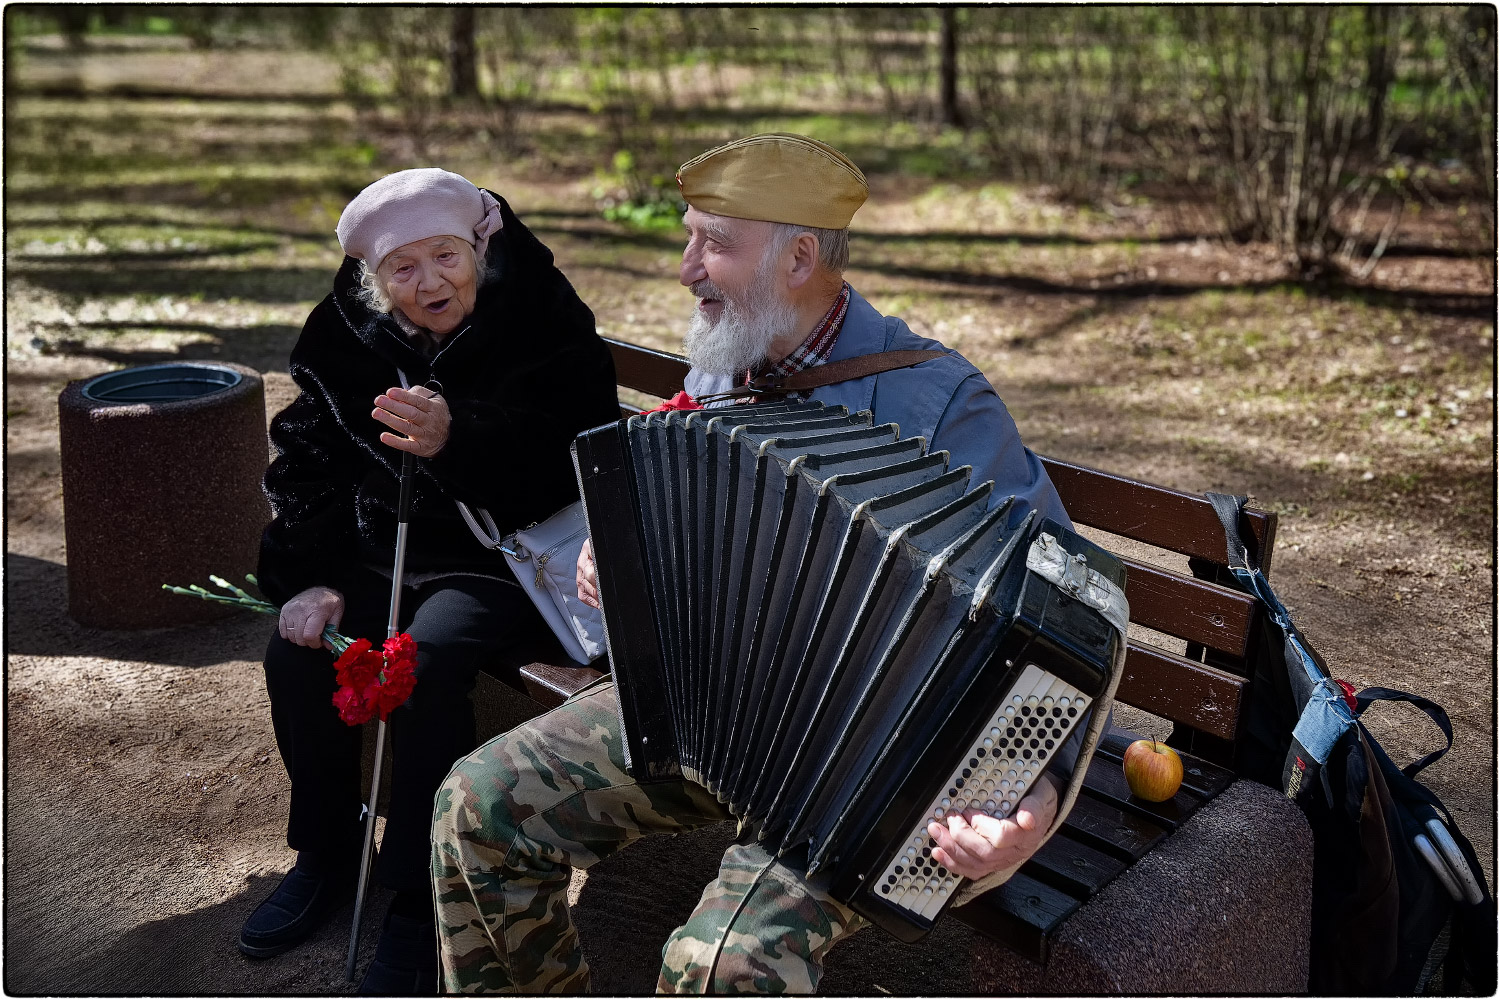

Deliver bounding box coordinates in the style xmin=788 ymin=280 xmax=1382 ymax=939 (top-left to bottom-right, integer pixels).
xmin=345 ymin=448 xmax=413 ymax=980
xmin=346 ymin=379 xmax=436 ymax=980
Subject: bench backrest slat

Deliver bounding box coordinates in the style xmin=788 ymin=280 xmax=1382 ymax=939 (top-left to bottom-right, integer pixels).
xmin=1117 ymin=644 xmax=1247 ymax=742
xmin=1040 ymin=457 xmax=1277 ymax=576
xmin=607 ymin=337 xmax=690 ymax=399
xmin=1119 ymin=558 xmax=1257 ymax=666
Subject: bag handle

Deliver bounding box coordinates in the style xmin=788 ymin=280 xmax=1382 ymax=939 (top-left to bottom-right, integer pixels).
xmin=1355 ymin=686 xmax=1455 ymax=778
xmin=693 ymin=350 xmax=948 ymax=404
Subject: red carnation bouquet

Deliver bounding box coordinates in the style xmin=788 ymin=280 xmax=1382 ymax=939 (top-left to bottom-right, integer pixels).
xmin=330 ymin=633 xmax=419 ymax=725
xmin=164 ymin=574 xmax=418 ymax=726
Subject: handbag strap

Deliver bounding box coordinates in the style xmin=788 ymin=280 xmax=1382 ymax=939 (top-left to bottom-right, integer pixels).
xmin=456 ymin=501 xmax=508 ymax=551
xmin=693 ymin=350 xmax=948 ymax=404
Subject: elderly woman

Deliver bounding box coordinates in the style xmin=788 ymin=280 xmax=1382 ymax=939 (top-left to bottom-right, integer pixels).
xmin=241 ymin=168 xmax=619 ymax=994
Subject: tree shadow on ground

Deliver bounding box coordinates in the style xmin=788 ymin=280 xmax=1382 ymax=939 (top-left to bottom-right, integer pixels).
xmin=35 ymin=321 xmax=304 ymax=375
xmin=544 ymin=225 xmax=1493 ymax=323
xmin=2 ymin=872 xmax=387 ymax=996
xmin=15 ymin=81 xmax=345 ymax=106
xmin=853 ymin=260 xmax=1495 ymax=320
xmin=3 ymin=552 xmax=273 ymax=667
xmin=8 ymin=175 xmax=368 ymax=211
xmin=555 ymin=222 xmax=1492 ymax=274
xmin=12 ymin=263 xmax=329 ymax=304
xmin=8 ymin=213 xmax=343 ymax=241
xmin=529 ymin=221 xmax=682 ymax=251
xmin=1005 ymin=388 xmax=1492 ymax=545
xmin=9 ymin=244 xmax=273 ymax=265
xmin=867 ymin=228 xmax=1488 ymax=258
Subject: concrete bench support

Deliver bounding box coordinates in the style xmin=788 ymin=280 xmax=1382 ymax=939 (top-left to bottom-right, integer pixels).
xmin=970 ymin=779 xmax=1312 ymax=992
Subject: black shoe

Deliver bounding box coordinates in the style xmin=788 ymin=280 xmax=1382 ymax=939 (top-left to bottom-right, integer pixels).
xmin=357 ymin=911 xmax=439 ymax=996
xmin=238 ymin=856 xmax=358 ymax=959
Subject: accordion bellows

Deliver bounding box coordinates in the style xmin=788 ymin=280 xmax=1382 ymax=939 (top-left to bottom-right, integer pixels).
xmin=573 ymin=401 xmax=1126 ymax=941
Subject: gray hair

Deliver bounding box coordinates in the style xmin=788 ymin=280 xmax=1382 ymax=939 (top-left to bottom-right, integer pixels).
xmin=355 ymin=247 xmax=493 ymax=316
xmin=355 ymin=260 xmax=394 ymax=314
xmin=766 ymin=221 xmax=850 ymax=274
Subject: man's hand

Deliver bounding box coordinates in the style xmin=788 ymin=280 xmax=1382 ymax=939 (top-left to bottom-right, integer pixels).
xmin=373 ymin=385 xmax=451 ymax=457
xmin=576 ymin=537 xmax=599 ymax=609
xmin=928 ymin=772 xmax=1060 ymax=880
xmin=279 ymin=586 xmax=345 ymax=649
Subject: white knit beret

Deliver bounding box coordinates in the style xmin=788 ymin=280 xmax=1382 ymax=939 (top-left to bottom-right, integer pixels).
xmin=335 ymin=168 xmax=503 ymax=267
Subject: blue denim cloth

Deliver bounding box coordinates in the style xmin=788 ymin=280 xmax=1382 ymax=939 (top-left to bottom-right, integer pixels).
xmin=1229 ymin=561 xmax=1356 ymax=783
xmin=1291 ymin=676 xmax=1357 ymax=764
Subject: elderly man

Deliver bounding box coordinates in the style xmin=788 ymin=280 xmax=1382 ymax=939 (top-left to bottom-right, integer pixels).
xmin=431 ymin=134 xmax=1077 ymax=994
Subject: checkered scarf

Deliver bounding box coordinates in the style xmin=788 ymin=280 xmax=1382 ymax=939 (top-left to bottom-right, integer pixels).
xmin=741 ymin=282 xmax=852 ymax=387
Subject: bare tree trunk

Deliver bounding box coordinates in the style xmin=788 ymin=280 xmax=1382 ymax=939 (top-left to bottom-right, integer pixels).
xmin=450 ymin=7 xmax=478 ymax=98
xmin=939 ymin=7 xmax=964 ymax=127
xmin=1364 ymin=5 xmax=1394 ymax=149
xmin=57 ymin=8 xmax=90 ymax=51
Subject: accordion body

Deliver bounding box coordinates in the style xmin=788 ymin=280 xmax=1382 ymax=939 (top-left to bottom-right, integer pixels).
xmin=573 ymin=401 xmax=1126 ymax=941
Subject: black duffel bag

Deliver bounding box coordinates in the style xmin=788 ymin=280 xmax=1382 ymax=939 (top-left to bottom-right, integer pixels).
xmin=1205 ymin=492 xmax=1494 ymax=995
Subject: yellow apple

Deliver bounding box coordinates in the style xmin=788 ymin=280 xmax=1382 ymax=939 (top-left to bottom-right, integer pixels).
xmin=1122 ymin=738 xmax=1184 ymax=802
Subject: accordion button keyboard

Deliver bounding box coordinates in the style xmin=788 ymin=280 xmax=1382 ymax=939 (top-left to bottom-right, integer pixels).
xmin=875 ymin=664 xmax=1094 ymax=921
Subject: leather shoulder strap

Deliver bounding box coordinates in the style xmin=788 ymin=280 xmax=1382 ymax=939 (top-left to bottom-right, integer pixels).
xmin=770 ymin=350 xmax=948 ymax=392
xmin=696 ymin=350 xmax=948 ymax=403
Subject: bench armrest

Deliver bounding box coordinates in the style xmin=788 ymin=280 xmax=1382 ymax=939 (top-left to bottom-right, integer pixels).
xmin=520 ymin=662 xmax=606 ymax=708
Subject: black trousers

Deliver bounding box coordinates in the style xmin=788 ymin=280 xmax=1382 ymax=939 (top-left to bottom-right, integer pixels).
xmin=262 ymin=569 xmax=567 ymax=893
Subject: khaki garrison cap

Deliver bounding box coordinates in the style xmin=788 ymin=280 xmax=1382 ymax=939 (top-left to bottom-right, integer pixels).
xmin=676 ymin=133 xmax=868 ymax=230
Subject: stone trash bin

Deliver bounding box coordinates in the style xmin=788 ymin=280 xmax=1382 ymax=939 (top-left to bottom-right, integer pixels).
xmin=58 ymin=362 xmax=271 ymax=629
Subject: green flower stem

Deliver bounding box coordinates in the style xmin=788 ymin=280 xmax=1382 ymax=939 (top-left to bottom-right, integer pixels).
xmin=163 ymin=576 xmax=354 ymax=653
xmin=209 ymin=574 xmax=258 ymax=603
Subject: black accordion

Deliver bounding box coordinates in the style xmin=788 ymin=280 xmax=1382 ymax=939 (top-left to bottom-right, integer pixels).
xmin=572 ymin=400 xmax=1126 ymax=941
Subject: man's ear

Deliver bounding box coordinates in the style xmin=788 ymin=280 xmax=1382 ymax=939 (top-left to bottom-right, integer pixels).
xmin=785 ymin=232 xmax=820 ymax=290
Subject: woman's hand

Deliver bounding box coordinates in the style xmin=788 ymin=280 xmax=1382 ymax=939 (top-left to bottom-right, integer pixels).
xmin=373 ymin=385 xmax=451 ymax=457
xmin=279 ymin=586 xmax=345 ymax=649
xmin=576 ymin=538 xmax=600 ymax=609
xmin=927 ymin=772 xmax=1060 ymax=881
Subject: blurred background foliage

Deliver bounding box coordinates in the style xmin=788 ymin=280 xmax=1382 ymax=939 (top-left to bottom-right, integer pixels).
xmin=7 ymin=4 xmax=1493 ymax=274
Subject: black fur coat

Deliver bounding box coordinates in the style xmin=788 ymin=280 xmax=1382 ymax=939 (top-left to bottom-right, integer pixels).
xmin=257 ymin=194 xmax=619 ymax=605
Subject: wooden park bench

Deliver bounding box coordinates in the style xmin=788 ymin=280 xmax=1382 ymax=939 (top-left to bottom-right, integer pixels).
xmin=447 ymin=337 xmax=1313 ymax=991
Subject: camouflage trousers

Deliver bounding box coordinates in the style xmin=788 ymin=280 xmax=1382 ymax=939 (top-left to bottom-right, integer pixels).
xmin=431 ymin=680 xmax=868 ymax=993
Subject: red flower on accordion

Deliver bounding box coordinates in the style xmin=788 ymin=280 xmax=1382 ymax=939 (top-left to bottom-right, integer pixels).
xmin=329 ymin=633 xmax=419 ymax=725
xmin=641 ymin=390 xmax=703 ymax=414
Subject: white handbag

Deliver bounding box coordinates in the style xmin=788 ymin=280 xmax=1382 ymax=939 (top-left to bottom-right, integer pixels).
xmin=457 ymin=499 xmax=604 ymax=664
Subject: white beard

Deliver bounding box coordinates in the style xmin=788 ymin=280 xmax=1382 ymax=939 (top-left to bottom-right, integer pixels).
xmin=683 ymin=261 xmax=802 ymax=377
